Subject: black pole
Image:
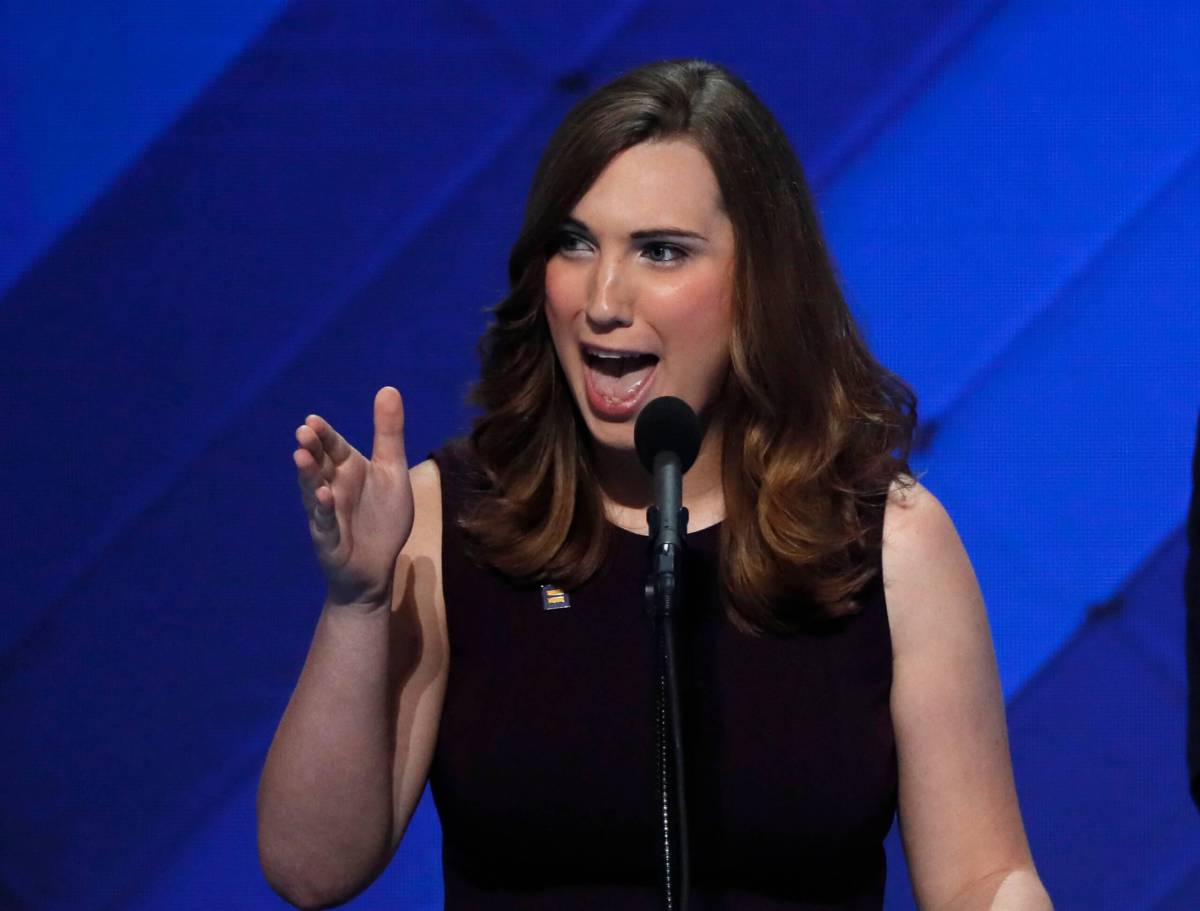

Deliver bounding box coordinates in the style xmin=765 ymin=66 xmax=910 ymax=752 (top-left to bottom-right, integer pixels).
xmin=644 ymin=460 xmax=691 ymax=911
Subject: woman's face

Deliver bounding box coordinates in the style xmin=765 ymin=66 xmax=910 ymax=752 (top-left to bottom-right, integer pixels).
xmin=544 ymin=138 xmax=736 ymax=455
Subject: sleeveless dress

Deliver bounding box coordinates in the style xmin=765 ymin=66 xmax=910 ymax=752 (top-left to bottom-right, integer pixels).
xmin=429 ymin=442 xmax=897 ymax=910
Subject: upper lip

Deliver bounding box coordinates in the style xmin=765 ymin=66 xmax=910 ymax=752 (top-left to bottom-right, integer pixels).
xmin=581 ymin=342 xmax=659 ymax=359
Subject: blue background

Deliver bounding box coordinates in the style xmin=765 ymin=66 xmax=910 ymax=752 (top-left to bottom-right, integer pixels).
xmin=1 ymin=1 xmax=1197 ymax=907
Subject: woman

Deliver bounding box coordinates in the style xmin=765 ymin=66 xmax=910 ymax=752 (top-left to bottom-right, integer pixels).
xmin=258 ymin=60 xmax=1052 ymax=909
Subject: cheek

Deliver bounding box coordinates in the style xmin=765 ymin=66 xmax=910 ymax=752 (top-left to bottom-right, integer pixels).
xmin=543 ymin=261 xmax=580 ymax=328
xmin=543 ymin=265 xmax=582 ymax=374
xmin=653 ymin=273 xmax=732 ymax=352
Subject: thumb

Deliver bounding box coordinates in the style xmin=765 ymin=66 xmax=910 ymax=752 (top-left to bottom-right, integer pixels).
xmin=370 ymin=386 xmax=408 ymax=466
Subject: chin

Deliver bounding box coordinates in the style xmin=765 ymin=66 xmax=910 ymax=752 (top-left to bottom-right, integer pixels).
xmin=582 ymin=416 xmax=637 ymax=452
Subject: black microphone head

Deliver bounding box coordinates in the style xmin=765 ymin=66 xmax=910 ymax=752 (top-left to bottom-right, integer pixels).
xmin=634 ymin=396 xmax=702 ymax=474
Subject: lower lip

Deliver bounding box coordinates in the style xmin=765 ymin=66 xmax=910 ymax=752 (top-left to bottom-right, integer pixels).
xmin=582 ymin=360 xmax=658 ymax=420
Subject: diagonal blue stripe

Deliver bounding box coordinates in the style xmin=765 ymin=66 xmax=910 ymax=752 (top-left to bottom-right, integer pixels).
xmin=0 ymin=0 xmax=293 ymax=300
xmin=1149 ymin=854 xmax=1200 ymax=910
xmin=807 ymin=0 xmax=1009 ymax=190
xmin=925 ymin=141 xmax=1200 ymax=431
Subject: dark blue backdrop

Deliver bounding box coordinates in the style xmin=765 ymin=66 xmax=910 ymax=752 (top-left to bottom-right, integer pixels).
xmin=1 ymin=1 xmax=1198 ymax=908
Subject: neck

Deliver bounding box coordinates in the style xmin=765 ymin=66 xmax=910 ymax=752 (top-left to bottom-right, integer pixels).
xmin=592 ymin=413 xmax=726 ymax=534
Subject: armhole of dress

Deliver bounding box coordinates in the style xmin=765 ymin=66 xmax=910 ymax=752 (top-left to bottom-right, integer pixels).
xmin=429 ymin=439 xmax=474 ymax=589
xmin=429 ymin=445 xmax=458 ymax=552
xmin=875 ymin=486 xmax=896 ymax=691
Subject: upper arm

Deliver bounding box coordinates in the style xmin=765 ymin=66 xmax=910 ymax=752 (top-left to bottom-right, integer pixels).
xmin=385 ymin=458 xmax=449 ymax=849
xmin=883 ymin=480 xmax=1036 ymax=908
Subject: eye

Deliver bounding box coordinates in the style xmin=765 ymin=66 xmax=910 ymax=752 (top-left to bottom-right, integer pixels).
xmin=642 ymin=241 xmax=687 ymax=264
xmin=554 ymin=231 xmax=593 ymax=257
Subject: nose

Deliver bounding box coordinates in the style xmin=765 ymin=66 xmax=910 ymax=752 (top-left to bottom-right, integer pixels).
xmin=584 ymin=255 xmax=633 ymax=329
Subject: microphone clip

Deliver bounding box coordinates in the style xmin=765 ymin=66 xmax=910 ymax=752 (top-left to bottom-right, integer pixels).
xmin=643 ymin=505 xmax=689 ymax=621
xmin=646 ymin=504 xmax=690 ymax=541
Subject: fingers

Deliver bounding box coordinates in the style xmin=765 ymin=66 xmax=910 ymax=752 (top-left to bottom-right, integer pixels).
xmin=305 ymin=413 xmax=355 ymax=466
xmin=370 ymin=386 xmax=408 ymax=467
xmin=293 ymin=445 xmax=324 ymax=500
xmin=293 ymin=446 xmax=340 ymax=541
xmin=295 ymin=424 xmax=333 ymax=484
xmin=294 ymin=420 xmax=337 ymax=499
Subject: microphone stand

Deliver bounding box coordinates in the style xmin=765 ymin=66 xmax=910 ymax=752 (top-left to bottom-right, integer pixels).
xmin=644 ymin=450 xmax=691 ymax=911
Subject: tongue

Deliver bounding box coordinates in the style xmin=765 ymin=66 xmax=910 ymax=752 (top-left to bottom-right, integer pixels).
xmin=590 ymin=355 xmax=656 ymax=401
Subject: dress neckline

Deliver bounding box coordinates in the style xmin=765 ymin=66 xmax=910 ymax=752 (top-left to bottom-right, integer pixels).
xmin=606 ymin=518 xmax=723 ymax=540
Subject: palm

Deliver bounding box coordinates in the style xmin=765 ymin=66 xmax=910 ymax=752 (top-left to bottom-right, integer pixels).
xmin=293 ymin=387 xmax=414 ymax=609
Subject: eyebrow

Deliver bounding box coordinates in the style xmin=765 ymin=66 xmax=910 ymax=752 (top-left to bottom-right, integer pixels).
xmin=561 ymin=217 xmax=709 ymax=242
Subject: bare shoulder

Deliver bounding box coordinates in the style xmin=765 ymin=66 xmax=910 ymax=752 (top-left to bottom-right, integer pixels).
xmin=405 ymin=458 xmax=444 ymax=559
xmin=882 ymin=474 xmax=958 ymax=557
xmin=880 ymin=476 xmax=981 ymax=650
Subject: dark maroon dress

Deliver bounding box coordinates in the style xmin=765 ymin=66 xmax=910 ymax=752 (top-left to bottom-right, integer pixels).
xmin=429 ymin=443 xmax=897 ymax=909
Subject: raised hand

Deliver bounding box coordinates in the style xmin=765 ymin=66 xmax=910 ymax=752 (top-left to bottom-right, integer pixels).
xmin=293 ymin=386 xmax=415 ymax=611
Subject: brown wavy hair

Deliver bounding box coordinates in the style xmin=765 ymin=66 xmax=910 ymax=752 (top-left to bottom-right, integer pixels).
xmin=459 ymin=59 xmax=917 ymax=632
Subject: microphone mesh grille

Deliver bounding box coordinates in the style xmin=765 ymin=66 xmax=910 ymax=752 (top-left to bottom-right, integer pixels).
xmin=634 ymin=396 xmax=702 ymax=474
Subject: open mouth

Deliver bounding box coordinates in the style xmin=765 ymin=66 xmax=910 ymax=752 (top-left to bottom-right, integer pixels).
xmin=582 ymin=345 xmax=659 ymax=412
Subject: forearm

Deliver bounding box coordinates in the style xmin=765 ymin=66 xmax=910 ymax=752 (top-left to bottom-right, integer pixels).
xmin=257 ymin=599 xmax=399 ymax=909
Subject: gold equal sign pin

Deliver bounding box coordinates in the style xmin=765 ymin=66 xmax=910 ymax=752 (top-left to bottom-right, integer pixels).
xmin=540 ymin=584 xmax=570 ymax=611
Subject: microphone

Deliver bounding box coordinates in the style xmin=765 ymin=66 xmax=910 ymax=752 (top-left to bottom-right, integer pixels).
xmin=634 ymin=395 xmax=701 ymax=911
xmin=634 ymin=396 xmax=702 ymax=547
